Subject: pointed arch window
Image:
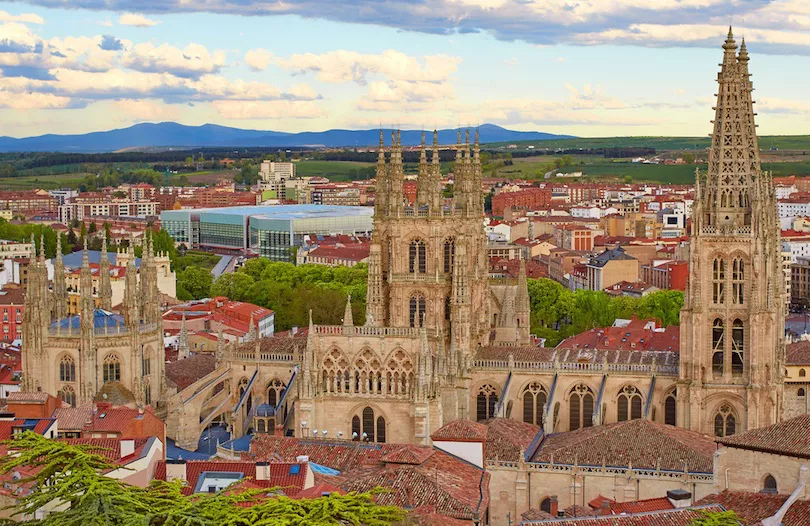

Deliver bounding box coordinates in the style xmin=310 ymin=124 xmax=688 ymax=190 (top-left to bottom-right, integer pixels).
xmin=712 ymin=318 xmax=725 ymax=375
xmin=522 ymin=382 xmax=547 ymax=426
xmin=59 ymin=355 xmax=76 ymax=383
xmin=59 ymin=385 xmax=76 ymax=407
xmin=351 ymin=415 xmax=361 ymax=440
xmin=143 ymin=380 xmax=151 ymax=406
xmin=354 ymin=349 xmax=382 ymax=395
xmin=267 ymin=379 xmax=286 ymax=407
xmin=386 ymin=349 xmax=414 ymax=397
xmin=102 ymin=354 xmax=120 ymax=383
xmin=376 ymin=416 xmax=386 ymax=443
xmin=409 ymin=239 xmax=426 ymax=273
xmin=763 ymin=475 xmax=778 ymax=494
xmin=732 ymin=319 xmax=744 ymax=377
xmin=714 ymin=404 xmax=736 ymax=437
xmin=732 ymin=258 xmax=745 ymax=304
xmin=321 ymin=348 xmax=350 ymax=394
xmin=569 ymin=384 xmax=594 ymax=431
xmin=713 ymin=258 xmax=726 ymax=304
xmin=476 ymin=384 xmax=499 ymax=422
xmin=443 ymin=238 xmax=455 ymax=274
xmin=409 ymin=295 xmax=426 ymax=328
xmin=362 ymin=407 xmax=375 ymax=442
xmin=665 ymin=389 xmax=677 ymax=426
xmin=617 ymin=385 xmax=642 ymax=422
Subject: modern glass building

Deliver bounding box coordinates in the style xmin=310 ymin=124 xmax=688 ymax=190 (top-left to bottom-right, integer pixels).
xmin=161 ymin=205 xmax=374 ymax=261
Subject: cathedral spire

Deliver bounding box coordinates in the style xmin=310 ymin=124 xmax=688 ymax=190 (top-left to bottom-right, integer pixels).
xmin=374 ymin=129 xmax=388 ymax=218
xmin=123 ymin=236 xmax=139 ymax=326
xmin=429 ymin=129 xmax=443 ymax=213
xmin=79 ymin=237 xmax=94 ymax=321
xmin=52 ymin=234 xmax=67 ymax=321
xmin=342 ymin=294 xmax=353 ymax=327
xmin=416 ymin=132 xmax=429 ymax=207
xmin=388 ymin=130 xmax=404 ymax=216
xmin=215 ymin=326 xmax=226 ymax=366
xmin=178 ymin=312 xmax=189 ymax=360
xmin=99 ymin=232 xmax=112 ymax=311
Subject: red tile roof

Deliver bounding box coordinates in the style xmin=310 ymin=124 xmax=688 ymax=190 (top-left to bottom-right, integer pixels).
xmin=154 ymin=460 xmax=308 ymax=496
xmin=380 ymin=445 xmax=436 ymax=465
xmin=610 ymin=497 xmax=675 ymax=514
xmin=529 ymin=420 xmax=716 ymax=473
xmin=696 ymin=491 xmax=810 ymax=526
xmin=52 ymin=406 xmax=93 ymax=431
xmin=482 ymin=418 xmax=540 ymax=462
xmin=716 ymin=414 xmax=810 ymax=458
xmin=475 ymin=344 xmax=679 ymax=367
xmin=431 ymin=419 xmax=487 ymax=442
xmin=522 ymin=505 xmax=727 ymax=525
xmin=165 ymin=354 xmax=216 ymax=391
xmin=786 ymin=341 xmax=810 ymax=366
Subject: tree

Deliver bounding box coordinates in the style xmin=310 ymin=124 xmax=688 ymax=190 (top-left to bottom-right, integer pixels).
xmin=0 ymin=431 xmax=406 ymax=526
xmin=149 ymin=229 xmax=178 ymax=260
xmin=178 ymin=266 xmax=213 ymax=300
xmin=691 ymin=510 xmax=741 ymax=526
xmin=79 ymin=222 xmax=87 ymax=241
xmin=211 ymin=272 xmax=256 ymax=301
xmin=683 ymin=152 xmax=696 ymax=164
xmin=88 ymin=222 xmax=97 ymax=234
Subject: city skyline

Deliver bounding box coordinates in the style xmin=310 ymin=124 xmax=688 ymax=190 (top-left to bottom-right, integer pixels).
xmin=1 ymin=1 xmax=809 ymax=138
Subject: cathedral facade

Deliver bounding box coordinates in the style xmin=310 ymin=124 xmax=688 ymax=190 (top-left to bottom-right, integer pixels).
xmin=166 ymin=30 xmax=786 ymax=451
xmin=22 ymin=234 xmax=166 ymax=408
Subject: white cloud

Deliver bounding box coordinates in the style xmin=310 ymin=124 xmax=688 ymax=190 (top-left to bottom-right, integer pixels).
xmin=211 ymin=100 xmax=325 ymax=120
xmin=121 ymin=42 xmax=226 ymax=78
xmin=0 ymin=10 xmax=44 ymax=24
xmin=100 ymin=19 xmax=113 ymax=27
xmin=244 ymin=48 xmax=272 ymax=71
xmin=112 ymin=98 xmax=180 ymax=121
xmin=118 ymin=13 xmax=160 ymax=27
xmin=0 ymin=89 xmax=71 ymax=109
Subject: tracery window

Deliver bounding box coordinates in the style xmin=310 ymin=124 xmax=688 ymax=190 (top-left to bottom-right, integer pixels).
xmin=713 ymin=258 xmax=726 ymax=304
xmin=617 ymin=385 xmax=642 ymax=422
xmin=354 ymin=349 xmax=382 ymax=395
xmin=102 ymin=354 xmax=121 ymax=383
xmin=569 ymin=384 xmax=594 ymax=431
xmin=321 ymin=348 xmax=350 ymax=394
xmin=59 ymin=385 xmax=76 ymax=407
xmin=267 ymin=379 xmax=286 ymax=407
xmin=732 ymin=258 xmax=745 ymax=304
xmin=443 ymin=238 xmax=455 ymax=273
xmin=712 ymin=318 xmax=725 ymax=375
xmin=143 ymin=379 xmax=151 ymax=406
xmin=522 ymin=382 xmax=547 ymax=426
xmin=376 ymin=416 xmax=386 ymax=443
xmin=476 ymin=384 xmax=499 ymax=422
xmin=732 ymin=319 xmax=744 ymax=376
xmin=141 ymin=356 xmax=151 ymax=377
xmin=714 ymin=404 xmax=736 ymax=437
xmin=665 ymin=389 xmax=677 ymax=426
xmin=386 ymin=349 xmax=414 ymax=396
xmin=409 ymin=239 xmax=426 ymax=273
xmin=59 ymin=355 xmax=76 ymax=383
xmin=409 ymin=295 xmax=426 ymax=328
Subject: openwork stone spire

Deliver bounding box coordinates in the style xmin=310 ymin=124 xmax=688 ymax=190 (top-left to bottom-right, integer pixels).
xmin=374 ymin=129 xmax=388 ymax=217
xmin=703 ymin=27 xmax=760 ymax=229
xmin=52 ymin=234 xmax=67 ymax=321
xmin=99 ymin=233 xmax=112 ymax=311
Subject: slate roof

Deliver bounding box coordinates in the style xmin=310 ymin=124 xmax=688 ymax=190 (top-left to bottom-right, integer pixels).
xmin=696 ymin=491 xmax=810 ymax=525
xmin=587 ymin=247 xmax=635 ymax=268
xmin=529 ymin=420 xmax=716 ymax=473
xmin=475 ymin=346 xmax=679 ymax=366
xmin=522 ymin=505 xmax=728 ymax=525
xmin=716 ymin=414 xmax=810 ymax=458
xmin=51 ymin=309 xmax=126 ymax=331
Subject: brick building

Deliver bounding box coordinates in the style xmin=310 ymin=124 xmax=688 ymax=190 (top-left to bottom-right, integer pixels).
xmin=492 ymin=188 xmax=552 ymax=216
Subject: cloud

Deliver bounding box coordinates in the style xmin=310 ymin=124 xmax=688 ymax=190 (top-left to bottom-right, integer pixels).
xmin=758 ymin=97 xmax=810 ymax=115
xmin=121 ymin=42 xmax=226 ymax=79
xmin=0 ymin=22 xmax=44 ymax=54
xmin=212 ymin=100 xmax=325 ymax=120
xmin=0 ymin=88 xmax=71 ymax=109
xmin=0 ymin=10 xmax=44 ymax=24
xmin=112 ymin=98 xmax=180 ymax=121
xmin=0 ymin=65 xmax=55 ymax=80
xmin=244 ymin=48 xmax=272 ymax=71
xmin=118 ymin=13 xmax=159 ymax=28
xmin=99 ymin=35 xmax=124 ymax=51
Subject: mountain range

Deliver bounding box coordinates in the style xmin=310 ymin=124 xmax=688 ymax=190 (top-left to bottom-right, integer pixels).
xmin=0 ymin=123 xmax=573 ymax=153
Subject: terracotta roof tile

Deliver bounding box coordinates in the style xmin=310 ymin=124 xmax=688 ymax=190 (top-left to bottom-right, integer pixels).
xmin=522 ymin=505 xmax=728 ymax=525
xmin=165 ymin=354 xmax=216 ymax=391
xmin=52 ymin=406 xmax=93 ymax=431
xmin=529 ymin=420 xmax=716 ymax=473
xmin=380 ymin=445 xmax=436 ymax=465
xmin=154 ymin=460 xmax=307 ymax=497
xmin=610 ymin=497 xmax=675 ymax=514
xmin=522 ymin=508 xmax=556 ymax=521
xmin=431 ymin=419 xmax=487 ymax=442
xmin=696 ymin=491 xmax=810 ymax=526
xmin=482 ymin=418 xmax=540 ymax=462
xmin=786 ymin=341 xmax=810 ymax=365
xmin=716 ymin=414 xmax=810 ymax=458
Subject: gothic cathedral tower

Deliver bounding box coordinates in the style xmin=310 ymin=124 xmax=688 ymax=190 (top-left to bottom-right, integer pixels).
xmin=678 ymin=29 xmax=784 ymax=437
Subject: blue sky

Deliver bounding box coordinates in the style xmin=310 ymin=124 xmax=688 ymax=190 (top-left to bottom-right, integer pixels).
xmin=1 ymin=0 xmax=809 ymax=138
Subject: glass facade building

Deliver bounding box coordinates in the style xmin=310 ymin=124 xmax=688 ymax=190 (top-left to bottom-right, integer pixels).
xmin=161 ymin=205 xmax=373 ymax=261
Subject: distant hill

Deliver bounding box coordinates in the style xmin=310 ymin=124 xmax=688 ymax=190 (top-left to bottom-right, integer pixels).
xmin=0 ymin=123 xmax=573 ymax=153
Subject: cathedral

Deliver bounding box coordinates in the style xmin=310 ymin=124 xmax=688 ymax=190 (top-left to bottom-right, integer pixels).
xmin=22 ymin=234 xmax=166 ymax=408
xmin=163 ymin=30 xmax=785 ymax=450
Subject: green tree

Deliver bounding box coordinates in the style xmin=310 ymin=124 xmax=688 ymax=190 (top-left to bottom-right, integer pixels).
xmin=211 ymin=272 xmax=256 ymax=301
xmin=683 ymin=152 xmax=696 ymax=164
xmin=79 ymin=222 xmax=87 ymax=241
xmin=178 ymin=267 xmax=213 ymax=300
xmin=691 ymin=510 xmax=741 ymax=526
xmin=149 ymin=229 xmax=178 ymax=260
xmin=88 ymin=222 xmax=97 ymax=234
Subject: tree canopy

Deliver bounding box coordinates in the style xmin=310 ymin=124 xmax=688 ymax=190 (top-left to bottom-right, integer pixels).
xmin=0 ymin=431 xmax=406 ymax=526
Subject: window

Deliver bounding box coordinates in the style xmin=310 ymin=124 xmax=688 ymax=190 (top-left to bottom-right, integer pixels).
xmin=409 ymin=295 xmax=426 ymax=328
xmin=569 ymin=385 xmax=594 ymax=431
xmin=59 ymin=385 xmax=76 ymax=407
xmin=257 ymin=419 xmax=266 ymax=433
xmin=522 ymin=382 xmax=547 ymax=426
xmin=732 ymin=319 xmax=744 ymax=376
xmin=354 ymin=349 xmax=382 ymax=395
xmin=540 ymin=498 xmax=552 ymax=514
xmin=713 ymin=258 xmax=726 ymax=304
xmin=665 ymin=390 xmax=677 ymax=426
xmin=763 ymin=475 xmax=778 ymax=494
xmin=351 ymin=416 xmax=361 ymax=439
xmin=799 ymin=388 xmax=806 ymax=397
xmin=409 ymin=239 xmax=426 ymax=273
xmin=714 ymin=404 xmax=736 ymax=437
xmin=141 ymin=357 xmax=151 ymax=377
xmin=386 ymin=348 xmax=414 ymax=397
xmin=353 ymin=407 xmax=376 ymax=442
xmin=322 ymin=348 xmax=349 ymax=394
xmin=102 ymin=354 xmax=120 ymax=383
xmin=712 ymin=318 xmax=725 ymax=375
xmin=376 ymin=416 xmax=386 ymax=443
xmin=617 ymin=386 xmax=642 ymax=422
xmin=267 ymin=379 xmax=285 ymax=407
xmin=800 ymin=369 xmax=806 ymax=378
xmin=732 ymin=258 xmax=745 ymax=304
xmin=443 ymin=239 xmax=455 ymax=273
xmin=476 ymin=384 xmax=499 ymax=422
xmin=59 ymin=355 xmax=76 ymax=383
xmin=143 ymin=381 xmax=151 ymax=406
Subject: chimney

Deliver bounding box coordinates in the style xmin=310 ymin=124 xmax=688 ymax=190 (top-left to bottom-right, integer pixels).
xmin=601 ymin=499 xmax=612 ymax=516
xmin=255 ymin=461 xmax=269 ymax=481
xmin=296 ymin=455 xmax=309 ymax=463
xmin=0 ymin=412 xmax=14 ymax=421
xmin=666 ymin=489 xmax=692 ymax=509
xmin=120 ymin=439 xmax=135 ymax=458
xmin=550 ymin=495 xmax=559 ymax=517
xmin=165 ymin=459 xmax=187 ymax=482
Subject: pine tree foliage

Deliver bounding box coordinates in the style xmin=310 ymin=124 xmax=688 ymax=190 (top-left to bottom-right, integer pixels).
xmin=0 ymin=432 xmax=406 ymax=526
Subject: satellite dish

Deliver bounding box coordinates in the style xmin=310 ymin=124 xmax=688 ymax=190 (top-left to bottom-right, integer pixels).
xmin=337 ymin=431 xmax=343 ymax=438
xmin=322 ymin=430 xmax=328 ymax=437
xmin=312 ymin=429 xmax=319 ymax=436
xmin=352 ymin=432 xmax=358 ymax=439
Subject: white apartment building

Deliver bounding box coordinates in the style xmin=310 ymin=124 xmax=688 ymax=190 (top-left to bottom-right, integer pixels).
xmin=58 ymin=200 xmax=159 ymax=222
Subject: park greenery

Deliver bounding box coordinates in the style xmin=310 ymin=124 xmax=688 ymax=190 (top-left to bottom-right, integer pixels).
xmin=691 ymin=510 xmax=741 ymax=526
xmin=195 ymin=260 xmax=683 ymax=340
xmin=0 ymin=431 xmax=406 ymax=526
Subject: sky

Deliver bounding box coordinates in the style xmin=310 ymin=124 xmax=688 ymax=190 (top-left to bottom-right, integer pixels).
xmin=1 ymin=0 xmax=810 ymax=138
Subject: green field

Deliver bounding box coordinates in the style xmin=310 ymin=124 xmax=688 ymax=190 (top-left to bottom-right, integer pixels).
xmin=487 ymin=135 xmax=810 ymax=151
xmin=556 ymin=162 xmax=700 ymax=184
xmin=0 ymin=173 xmax=89 ymax=190
xmin=296 ymin=160 xmax=375 ymax=181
